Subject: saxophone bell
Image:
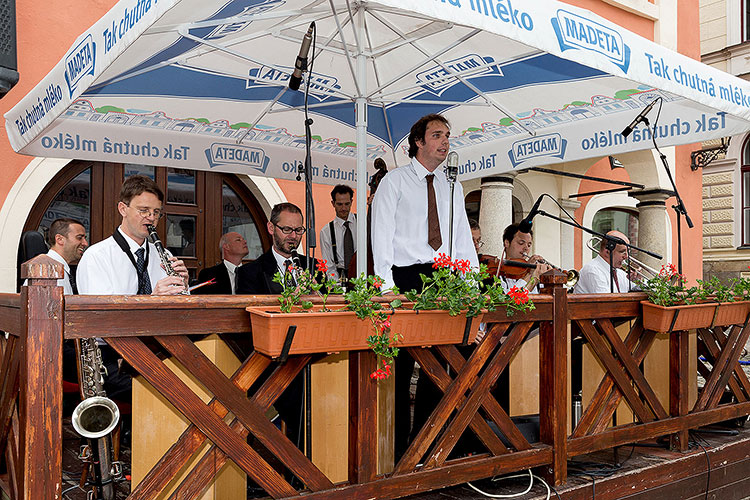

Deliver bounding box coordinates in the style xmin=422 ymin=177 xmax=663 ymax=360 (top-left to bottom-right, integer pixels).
xmin=72 ymin=396 xmax=120 ymax=440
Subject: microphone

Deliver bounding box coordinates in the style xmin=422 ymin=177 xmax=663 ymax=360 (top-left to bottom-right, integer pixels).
xmin=290 ymin=250 xmax=302 ymax=267
xmin=289 ymin=22 xmax=315 ymax=91
xmin=519 ymin=194 xmax=543 ymax=233
xmin=445 ymin=151 xmax=459 ymax=182
xmin=621 ymin=97 xmax=660 ymax=138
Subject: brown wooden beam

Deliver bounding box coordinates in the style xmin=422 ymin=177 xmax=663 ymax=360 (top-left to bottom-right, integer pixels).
xmin=349 ymin=350 xmax=378 ymax=483
xmin=19 ymin=255 xmax=64 ymax=500
xmin=539 ymin=272 xmax=568 ymax=485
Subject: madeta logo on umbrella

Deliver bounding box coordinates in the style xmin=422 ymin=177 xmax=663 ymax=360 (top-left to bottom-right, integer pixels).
xmin=508 ymin=133 xmax=567 ymax=168
xmin=551 ymin=9 xmax=631 ymax=73
xmin=416 ymin=54 xmax=503 ymax=96
xmin=205 ymin=143 xmax=270 ymax=173
xmin=64 ymin=34 xmax=96 ymax=98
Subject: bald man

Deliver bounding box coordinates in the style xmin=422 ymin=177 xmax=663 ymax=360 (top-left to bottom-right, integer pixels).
xmin=574 ymin=230 xmax=636 ymax=294
xmin=194 ymin=232 xmax=249 ymax=294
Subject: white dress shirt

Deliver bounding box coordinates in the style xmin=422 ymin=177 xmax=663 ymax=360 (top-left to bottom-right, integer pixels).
xmin=319 ymin=212 xmax=357 ymax=280
xmin=271 ymin=247 xmax=298 ymax=284
xmin=371 ymin=157 xmax=478 ymax=290
xmin=46 ymin=249 xmax=74 ymax=295
xmin=501 ymin=276 xmax=540 ymax=294
xmin=573 ymin=255 xmax=633 ymax=294
xmin=77 ymin=227 xmax=168 ymax=295
xmin=224 ymin=259 xmax=238 ymax=294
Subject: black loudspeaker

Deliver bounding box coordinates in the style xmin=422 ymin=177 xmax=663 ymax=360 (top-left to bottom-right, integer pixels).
xmin=0 ymin=0 xmax=18 ymax=97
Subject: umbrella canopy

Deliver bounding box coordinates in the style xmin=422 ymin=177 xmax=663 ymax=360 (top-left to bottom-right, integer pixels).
xmin=7 ymin=0 xmax=750 ymax=186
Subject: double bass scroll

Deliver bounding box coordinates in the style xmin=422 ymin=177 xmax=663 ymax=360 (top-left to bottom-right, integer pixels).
xmin=347 ymin=158 xmax=388 ymax=279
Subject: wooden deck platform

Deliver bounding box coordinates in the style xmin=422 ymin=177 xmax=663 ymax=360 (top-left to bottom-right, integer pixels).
xmin=408 ymin=421 xmax=750 ymax=500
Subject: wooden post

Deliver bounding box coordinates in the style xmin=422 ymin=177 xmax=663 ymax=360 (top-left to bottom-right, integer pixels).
xmin=19 ymin=255 xmax=64 ymax=500
xmin=669 ymin=329 xmax=690 ymax=451
xmin=539 ymin=270 xmax=568 ymax=485
xmin=348 ymin=350 xmax=378 ymax=483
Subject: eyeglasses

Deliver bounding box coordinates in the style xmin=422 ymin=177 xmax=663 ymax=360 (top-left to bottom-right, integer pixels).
xmin=130 ymin=205 xmax=163 ymax=220
xmin=274 ymin=223 xmax=306 ymax=235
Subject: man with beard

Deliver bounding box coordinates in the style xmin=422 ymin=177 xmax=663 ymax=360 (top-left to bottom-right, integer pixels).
xmin=236 ymin=202 xmax=319 ymax=449
xmin=45 ymin=217 xmax=88 ymax=294
xmin=237 ymin=202 xmax=317 ymax=294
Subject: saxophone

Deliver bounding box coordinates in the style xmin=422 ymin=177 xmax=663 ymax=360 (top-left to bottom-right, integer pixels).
xmin=72 ymin=338 xmax=122 ymax=500
xmin=146 ymin=224 xmax=190 ymax=294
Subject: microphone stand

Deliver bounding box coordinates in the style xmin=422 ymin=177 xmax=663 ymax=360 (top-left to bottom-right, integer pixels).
xmin=292 ymin=28 xmax=316 ymax=462
xmin=445 ymin=164 xmax=458 ymax=258
xmin=531 ymin=204 xmax=661 ymax=289
xmin=647 ymin=104 xmax=693 ymax=276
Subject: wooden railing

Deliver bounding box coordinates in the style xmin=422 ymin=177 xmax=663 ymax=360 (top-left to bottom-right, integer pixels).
xmin=1 ymin=256 xmax=749 ymax=499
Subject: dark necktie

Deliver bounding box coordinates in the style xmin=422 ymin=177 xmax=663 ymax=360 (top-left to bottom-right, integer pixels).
xmin=68 ymin=269 xmax=78 ymax=295
xmin=284 ymin=259 xmax=295 ymax=288
xmin=343 ymin=220 xmax=354 ymax=273
xmin=612 ymin=268 xmax=621 ymax=293
xmin=426 ymin=174 xmax=442 ymax=251
xmin=135 ymin=248 xmax=152 ymax=295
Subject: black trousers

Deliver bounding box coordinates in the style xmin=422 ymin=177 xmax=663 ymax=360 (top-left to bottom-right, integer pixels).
xmin=393 ymin=264 xmax=493 ymax=458
xmin=391 ymin=263 xmax=433 ymax=460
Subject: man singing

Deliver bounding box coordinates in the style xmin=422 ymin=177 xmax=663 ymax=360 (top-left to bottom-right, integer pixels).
xmin=371 ymin=113 xmax=477 ymax=458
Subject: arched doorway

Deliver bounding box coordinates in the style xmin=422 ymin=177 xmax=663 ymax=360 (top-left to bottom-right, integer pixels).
xmin=24 ymin=161 xmax=270 ymax=281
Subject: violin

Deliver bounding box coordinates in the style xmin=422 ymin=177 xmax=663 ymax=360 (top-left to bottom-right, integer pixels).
xmin=477 ymin=253 xmax=501 ymax=276
xmin=497 ymin=258 xmax=538 ymax=280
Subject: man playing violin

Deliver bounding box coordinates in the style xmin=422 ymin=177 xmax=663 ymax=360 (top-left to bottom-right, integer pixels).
xmin=500 ymin=223 xmax=552 ymax=293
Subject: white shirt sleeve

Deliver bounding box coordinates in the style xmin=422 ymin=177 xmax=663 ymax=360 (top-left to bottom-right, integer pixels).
xmin=319 ymin=223 xmax=338 ymax=280
xmin=77 ymin=243 xmax=119 ymax=295
xmin=371 ymin=173 xmax=399 ymax=290
xmin=451 ymin=180 xmax=479 ymax=268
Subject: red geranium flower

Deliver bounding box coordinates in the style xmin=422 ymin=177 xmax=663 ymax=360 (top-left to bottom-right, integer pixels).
xmin=507 ymin=285 xmax=530 ymax=305
xmin=316 ymin=259 xmax=328 ymax=273
xmin=433 ymin=253 xmax=452 ymax=269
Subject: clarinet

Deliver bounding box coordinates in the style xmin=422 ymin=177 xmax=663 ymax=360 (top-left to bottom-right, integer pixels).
xmin=146 ymin=224 xmax=189 ymax=295
xmin=72 ymin=338 xmax=122 ymax=500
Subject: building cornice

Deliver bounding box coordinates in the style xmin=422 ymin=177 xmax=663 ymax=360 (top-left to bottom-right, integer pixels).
xmin=601 ymin=0 xmax=659 ymax=21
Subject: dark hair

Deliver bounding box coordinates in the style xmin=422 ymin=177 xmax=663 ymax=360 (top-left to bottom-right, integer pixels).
xmin=270 ymin=202 xmax=303 ymax=225
xmin=407 ymin=114 xmax=450 ymax=158
xmin=503 ymin=223 xmax=532 ymax=244
xmin=48 ymin=218 xmax=85 ymax=247
xmin=330 ymin=184 xmax=354 ymax=201
xmin=119 ymin=175 xmax=164 ymax=204
xmin=469 ymin=219 xmax=480 ymax=231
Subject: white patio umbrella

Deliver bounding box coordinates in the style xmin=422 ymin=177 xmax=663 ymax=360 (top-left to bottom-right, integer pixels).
xmin=7 ymin=0 xmax=750 ymax=272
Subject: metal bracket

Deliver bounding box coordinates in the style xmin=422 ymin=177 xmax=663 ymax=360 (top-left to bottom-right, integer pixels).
xmin=279 ymin=325 xmax=297 ymax=363
xmin=691 ymin=137 xmax=731 ymax=171
xmin=462 ymin=316 xmax=475 ymax=345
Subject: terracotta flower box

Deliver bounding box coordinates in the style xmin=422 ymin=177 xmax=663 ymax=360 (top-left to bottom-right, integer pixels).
xmin=641 ymin=300 xmax=750 ymax=333
xmin=246 ymin=305 xmax=483 ymax=358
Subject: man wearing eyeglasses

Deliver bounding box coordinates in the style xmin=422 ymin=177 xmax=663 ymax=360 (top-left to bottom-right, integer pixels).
xmin=235 ymin=202 xmax=317 ymax=450
xmin=77 ymin=175 xmax=189 ymax=295
xmin=236 ymin=202 xmax=316 ymax=295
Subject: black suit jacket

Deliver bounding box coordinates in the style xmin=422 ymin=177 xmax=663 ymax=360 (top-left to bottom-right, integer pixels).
xmin=193 ymin=262 xmax=233 ymax=295
xmin=236 ymin=250 xmax=319 ymax=295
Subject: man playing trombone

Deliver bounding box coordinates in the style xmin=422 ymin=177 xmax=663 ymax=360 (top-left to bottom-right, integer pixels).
xmin=574 ymin=230 xmax=637 ymax=294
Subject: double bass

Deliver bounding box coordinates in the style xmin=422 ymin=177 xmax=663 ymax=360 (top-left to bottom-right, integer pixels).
xmin=347 ymin=158 xmax=388 ymax=278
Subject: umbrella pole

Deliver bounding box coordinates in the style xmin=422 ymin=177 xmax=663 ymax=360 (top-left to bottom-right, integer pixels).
xmin=355 ymin=12 xmax=368 ymax=278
